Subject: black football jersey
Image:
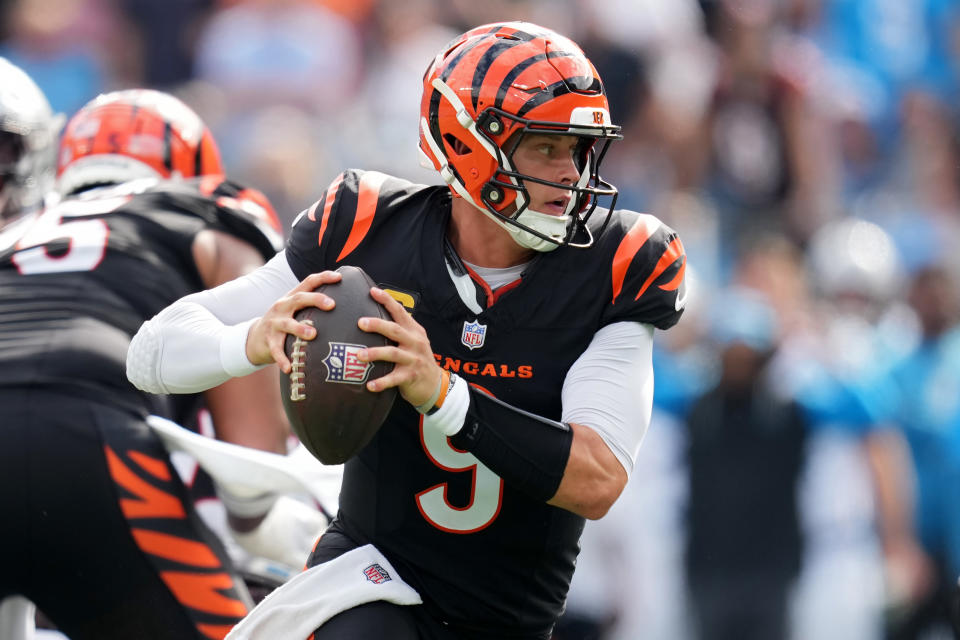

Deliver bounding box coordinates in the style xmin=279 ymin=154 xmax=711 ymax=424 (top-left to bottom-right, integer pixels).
xmin=285 ymin=169 xmax=685 ymax=637
xmin=0 ymin=176 xmax=282 ymax=417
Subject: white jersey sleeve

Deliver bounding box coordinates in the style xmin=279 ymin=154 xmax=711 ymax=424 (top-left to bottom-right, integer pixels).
xmin=126 ymin=251 xmax=300 ymax=394
xmin=561 ymin=321 xmax=655 ymax=478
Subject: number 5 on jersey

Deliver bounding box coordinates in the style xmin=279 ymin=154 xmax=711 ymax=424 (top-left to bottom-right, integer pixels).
xmin=11 ymin=197 xmax=127 ymax=275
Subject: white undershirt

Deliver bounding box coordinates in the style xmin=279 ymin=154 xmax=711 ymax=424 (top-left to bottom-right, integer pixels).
xmin=127 ymin=250 xmax=655 ymax=476
xmin=463 ymin=260 xmax=527 ymax=291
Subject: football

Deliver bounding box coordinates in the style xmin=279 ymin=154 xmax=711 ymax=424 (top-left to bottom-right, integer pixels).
xmin=279 ymin=265 xmax=397 ymax=464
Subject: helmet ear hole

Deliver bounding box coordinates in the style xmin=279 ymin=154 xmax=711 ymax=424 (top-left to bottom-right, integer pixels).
xmin=443 ymin=134 xmax=472 ymax=156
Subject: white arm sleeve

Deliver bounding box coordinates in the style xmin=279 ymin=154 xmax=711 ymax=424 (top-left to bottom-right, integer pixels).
xmin=561 ymin=321 xmax=655 ymax=479
xmin=126 ymin=251 xmax=301 ymax=394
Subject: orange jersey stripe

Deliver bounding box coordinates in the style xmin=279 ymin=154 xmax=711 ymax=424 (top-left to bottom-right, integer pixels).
xmin=105 ymin=446 xmax=186 ymax=519
xmin=633 ymin=237 xmax=686 ymax=301
xmin=611 ymin=215 xmax=661 ymax=304
xmin=336 ymin=171 xmax=389 ymax=262
xmin=317 ymin=172 xmax=344 ymax=245
xmin=131 ymin=529 xmax=222 ymax=568
xmin=490 ymin=277 xmax=522 ymax=305
xmin=237 ymin=187 xmax=282 ymax=233
xmin=461 ymin=261 xmax=495 ymax=308
xmin=657 ymin=238 xmax=687 ymax=293
xmin=128 ymin=451 xmax=172 ymax=482
xmin=198 ymin=623 xmax=235 ymax=640
xmin=160 ymin=571 xmax=249 ymax=617
xmin=306 ymin=199 xmax=321 ymax=223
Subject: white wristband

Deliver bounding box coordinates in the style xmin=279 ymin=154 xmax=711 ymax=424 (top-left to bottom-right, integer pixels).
xmin=219 ymin=318 xmax=266 ymax=378
xmin=422 ymin=374 xmax=470 ymax=437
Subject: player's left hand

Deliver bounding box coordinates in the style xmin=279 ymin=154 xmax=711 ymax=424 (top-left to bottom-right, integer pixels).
xmin=356 ymin=287 xmax=443 ymax=409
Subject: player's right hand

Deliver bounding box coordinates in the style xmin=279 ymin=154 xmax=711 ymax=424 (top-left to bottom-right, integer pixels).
xmin=357 ymin=285 xmax=443 ymax=410
xmin=246 ymin=271 xmax=341 ymax=371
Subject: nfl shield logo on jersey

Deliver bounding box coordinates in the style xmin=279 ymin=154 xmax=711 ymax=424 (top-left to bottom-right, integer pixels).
xmin=363 ymin=563 xmax=392 ymax=584
xmin=323 ymin=342 xmax=373 ymax=384
xmin=461 ymin=320 xmax=487 ymax=350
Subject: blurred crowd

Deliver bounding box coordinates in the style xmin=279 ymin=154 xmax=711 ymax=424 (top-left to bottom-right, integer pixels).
xmin=4 ymin=0 xmax=960 ymax=638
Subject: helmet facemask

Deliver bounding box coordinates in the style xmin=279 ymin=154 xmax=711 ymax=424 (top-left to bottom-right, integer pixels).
xmin=480 ymin=111 xmax=620 ymax=250
xmin=0 ymin=130 xmax=27 ymax=221
xmin=0 ymin=58 xmax=62 ymax=223
xmin=0 ymin=119 xmax=60 ymax=223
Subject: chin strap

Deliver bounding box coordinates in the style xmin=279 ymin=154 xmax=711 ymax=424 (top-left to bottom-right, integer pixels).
xmin=506 ymin=207 xmax=569 ymax=252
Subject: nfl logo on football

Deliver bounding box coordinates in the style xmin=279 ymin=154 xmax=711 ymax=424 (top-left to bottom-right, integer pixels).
xmin=323 ymin=342 xmax=373 ymax=384
xmin=461 ymin=320 xmax=487 ymax=350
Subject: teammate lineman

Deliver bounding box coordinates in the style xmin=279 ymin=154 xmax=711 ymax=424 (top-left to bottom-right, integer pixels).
xmin=128 ymin=22 xmax=687 ymax=639
xmin=0 ymin=86 xmax=304 ymax=639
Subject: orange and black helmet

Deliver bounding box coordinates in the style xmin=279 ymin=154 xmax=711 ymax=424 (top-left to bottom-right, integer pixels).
xmin=56 ymin=89 xmax=223 ymax=195
xmin=419 ymin=22 xmax=622 ymax=250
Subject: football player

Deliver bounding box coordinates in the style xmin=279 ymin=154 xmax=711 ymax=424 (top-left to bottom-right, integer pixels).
xmin=128 ymin=22 xmax=687 ymax=640
xmin=0 ymin=86 xmax=319 ymax=640
xmin=884 ymin=262 xmax=960 ymax=638
xmin=0 ymin=57 xmax=61 ymax=227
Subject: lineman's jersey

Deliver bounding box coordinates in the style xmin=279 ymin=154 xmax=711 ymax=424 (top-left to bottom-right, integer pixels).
xmin=0 ymin=176 xmax=282 ymax=416
xmin=286 ymin=169 xmax=686 ymax=637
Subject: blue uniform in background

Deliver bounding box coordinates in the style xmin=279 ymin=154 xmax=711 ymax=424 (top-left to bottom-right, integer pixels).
xmin=888 ymin=327 xmax=960 ymax=578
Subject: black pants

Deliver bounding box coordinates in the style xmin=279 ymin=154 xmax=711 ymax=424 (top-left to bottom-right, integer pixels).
xmin=0 ymin=388 xmax=251 ymax=640
xmin=689 ymin=574 xmax=792 ymax=640
xmin=887 ymin=566 xmax=958 ymax=640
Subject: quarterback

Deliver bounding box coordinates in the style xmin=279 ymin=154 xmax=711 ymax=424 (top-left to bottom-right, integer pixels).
xmin=128 ymin=22 xmax=687 ymax=640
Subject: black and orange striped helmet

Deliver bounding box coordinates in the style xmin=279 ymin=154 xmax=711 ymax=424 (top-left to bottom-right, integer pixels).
xmin=56 ymin=89 xmax=223 ymax=195
xmin=419 ymin=22 xmax=622 ymax=251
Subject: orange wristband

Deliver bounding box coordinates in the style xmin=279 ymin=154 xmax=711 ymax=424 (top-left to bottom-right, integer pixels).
xmin=416 ymin=368 xmax=451 ymax=415
xmin=433 ymin=369 xmax=452 ymax=410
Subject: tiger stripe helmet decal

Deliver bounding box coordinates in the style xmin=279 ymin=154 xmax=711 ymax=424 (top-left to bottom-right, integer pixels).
xmin=56 ymin=89 xmax=223 ymax=196
xmin=418 ymin=22 xmax=622 ymax=250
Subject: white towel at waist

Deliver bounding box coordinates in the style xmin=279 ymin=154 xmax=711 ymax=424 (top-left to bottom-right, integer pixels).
xmin=227 ymin=543 xmax=422 ymax=639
